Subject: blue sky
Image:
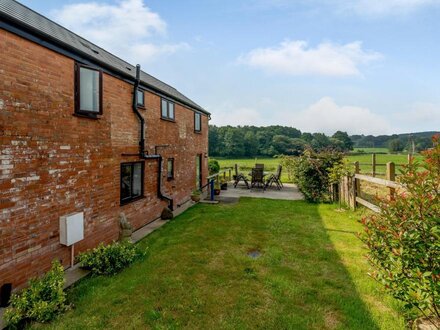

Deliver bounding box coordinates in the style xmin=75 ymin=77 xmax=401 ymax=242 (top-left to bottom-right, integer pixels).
xmin=21 ymin=0 xmax=440 ymax=135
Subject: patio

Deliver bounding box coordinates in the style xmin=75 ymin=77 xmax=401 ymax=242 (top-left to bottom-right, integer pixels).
xmin=210 ymin=182 xmax=303 ymax=203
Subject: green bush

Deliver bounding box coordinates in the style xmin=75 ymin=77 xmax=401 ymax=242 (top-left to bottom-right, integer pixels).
xmin=360 ymin=135 xmax=440 ymax=323
xmin=77 ymin=241 xmax=139 ymax=276
xmin=291 ymin=149 xmax=343 ymax=202
xmin=4 ymin=260 xmax=68 ymax=328
xmin=208 ymin=159 xmax=220 ymax=175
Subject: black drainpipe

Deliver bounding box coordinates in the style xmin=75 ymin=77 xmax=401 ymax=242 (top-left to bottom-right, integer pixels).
xmin=132 ymin=65 xmax=145 ymax=156
xmin=132 ymin=65 xmax=174 ymax=210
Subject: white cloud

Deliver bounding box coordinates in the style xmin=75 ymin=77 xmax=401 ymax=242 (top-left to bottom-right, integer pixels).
xmin=395 ymin=102 xmax=440 ymax=132
xmin=52 ymin=0 xmax=188 ymax=63
xmin=282 ymin=97 xmax=391 ymax=135
xmin=340 ymin=0 xmax=440 ymax=15
xmin=248 ymin=0 xmax=440 ymax=16
xmin=209 ymin=106 xmax=265 ymax=127
xmin=239 ymin=40 xmax=381 ymax=76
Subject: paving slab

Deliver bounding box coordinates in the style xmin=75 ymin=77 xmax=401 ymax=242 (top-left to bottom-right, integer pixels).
xmin=216 ymin=182 xmax=303 ymax=201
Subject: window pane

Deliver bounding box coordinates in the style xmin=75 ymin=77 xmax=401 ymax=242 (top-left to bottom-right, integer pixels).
xmin=161 ymin=99 xmax=168 ymax=117
xmin=137 ymin=90 xmax=144 ymax=106
xmin=167 ymin=159 xmax=173 ymax=178
xmin=80 ymin=67 xmax=100 ymax=112
xmin=195 ymin=113 xmax=201 ymax=131
xmin=121 ymin=164 xmax=132 ymax=200
xmin=132 ymin=163 xmax=142 ymax=197
xmin=169 ymin=103 xmax=174 ymax=119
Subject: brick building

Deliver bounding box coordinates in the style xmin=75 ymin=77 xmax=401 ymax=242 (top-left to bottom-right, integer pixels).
xmin=0 ymin=0 xmax=209 ymax=289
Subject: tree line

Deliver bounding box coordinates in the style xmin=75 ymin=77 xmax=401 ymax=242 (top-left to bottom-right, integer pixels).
xmin=209 ymin=125 xmax=353 ymax=157
xmin=351 ymin=131 xmax=438 ymax=152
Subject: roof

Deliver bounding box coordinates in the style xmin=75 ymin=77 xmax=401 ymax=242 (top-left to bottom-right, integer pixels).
xmin=0 ymin=0 xmax=209 ymax=115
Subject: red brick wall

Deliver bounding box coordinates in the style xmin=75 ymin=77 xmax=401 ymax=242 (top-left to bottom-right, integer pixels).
xmin=0 ymin=29 xmax=208 ymax=288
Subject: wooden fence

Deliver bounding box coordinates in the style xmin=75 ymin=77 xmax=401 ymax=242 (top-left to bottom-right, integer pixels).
xmin=336 ymin=161 xmax=403 ymax=213
xmin=356 ymin=153 xmax=413 ymax=177
xmin=206 ymin=168 xmax=232 ymax=186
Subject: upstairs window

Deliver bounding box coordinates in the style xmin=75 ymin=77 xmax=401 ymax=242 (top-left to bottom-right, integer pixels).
xmin=120 ymin=162 xmax=144 ymax=204
xmin=75 ymin=63 xmax=102 ymax=116
xmin=161 ymin=98 xmax=175 ymax=121
xmin=194 ymin=112 xmax=201 ymax=132
xmin=167 ymin=158 xmax=174 ymax=180
xmin=136 ymin=90 xmax=145 ymax=108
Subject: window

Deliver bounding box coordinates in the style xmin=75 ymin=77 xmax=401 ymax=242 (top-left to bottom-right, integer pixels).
xmin=167 ymin=158 xmax=174 ymax=180
xmin=120 ymin=162 xmax=144 ymax=204
xmin=161 ymin=98 xmax=175 ymax=120
xmin=136 ymin=90 xmax=144 ymax=107
xmin=194 ymin=112 xmax=201 ymax=132
xmin=75 ymin=63 xmax=102 ymax=116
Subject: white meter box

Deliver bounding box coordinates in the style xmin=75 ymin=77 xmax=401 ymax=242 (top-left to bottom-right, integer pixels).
xmin=59 ymin=212 xmax=84 ymax=246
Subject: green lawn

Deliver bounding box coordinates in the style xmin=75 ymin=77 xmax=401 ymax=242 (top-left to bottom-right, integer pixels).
xmin=34 ymin=199 xmax=404 ymax=329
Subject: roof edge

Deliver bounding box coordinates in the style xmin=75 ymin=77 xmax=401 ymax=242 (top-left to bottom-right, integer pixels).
xmin=0 ymin=2 xmax=210 ymax=115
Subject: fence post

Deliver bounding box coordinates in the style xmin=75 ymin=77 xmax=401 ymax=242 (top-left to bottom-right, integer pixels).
xmin=353 ymin=161 xmax=360 ymax=210
xmin=210 ymin=179 xmax=215 ymax=201
xmin=386 ymin=162 xmax=395 ymax=201
xmin=371 ymin=153 xmax=376 ymax=177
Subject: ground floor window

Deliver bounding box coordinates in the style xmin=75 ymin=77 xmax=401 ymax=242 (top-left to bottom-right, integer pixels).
xmin=167 ymin=158 xmax=174 ymax=180
xmin=120 ymin=162 xmax=144 ymax=204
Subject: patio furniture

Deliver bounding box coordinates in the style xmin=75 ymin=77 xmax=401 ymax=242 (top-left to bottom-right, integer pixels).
xmin=266 ymin=165 xmax=283 ymax=190
xmin=233 ymin=164 xmax=249 ymax=188
xmin=251 ymin=168 xmax=265 ymax=191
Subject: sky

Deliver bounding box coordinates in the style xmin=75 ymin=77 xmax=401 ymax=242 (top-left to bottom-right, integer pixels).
xmin=20 ymin=0 xmax=440 ymax=135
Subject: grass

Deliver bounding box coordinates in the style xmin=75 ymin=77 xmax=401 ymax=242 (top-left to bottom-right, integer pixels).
xmin=352 ymin=147 xmax=389 ymax=153
xmin=33 ymin=199 xmax=405 ymax=329
xmin=345 ymin=153 xmax=422 ymax=177
xmin=216 ymin=152 xmax=423 ymax=181
xmin=216 ymin=157 xmax=291 ymax=182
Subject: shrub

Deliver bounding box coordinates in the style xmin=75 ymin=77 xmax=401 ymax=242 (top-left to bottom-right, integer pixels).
xmin=77 ymin=241 xmax=139 ymax=276
xmin=360 ymin=135 xmax=440 ymax=323
xmin=4 ymin=260 xmax=68 ymax=328
xmin=208 ymin=159 xmax=220 ymax=175
xmin=291 ymin=149 xmax=343 ymax=202
xmin=278 ymin=155 xmax=296 ymax=182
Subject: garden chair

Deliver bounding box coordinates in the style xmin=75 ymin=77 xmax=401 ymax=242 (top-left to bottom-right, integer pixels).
xmin=251 ymin=168 xmax=265 ymax=191
xmin=267 ymin=165 xmax=283 ymax=190
xmin=255 ymin=163 xmax=264 ymax=170
xmin=233 ymin=164 xmax=249 ymax=188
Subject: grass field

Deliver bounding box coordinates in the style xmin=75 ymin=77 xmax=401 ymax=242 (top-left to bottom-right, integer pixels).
xmin=352 ymin=147 xmax=389 ymax=153
xmin=346 ymin=153 xmax=422 ymax=176
xmin=33 ymin=200 xmax=405 ymax=329
xmin=216 ymin=152 xmax=423 ymax=181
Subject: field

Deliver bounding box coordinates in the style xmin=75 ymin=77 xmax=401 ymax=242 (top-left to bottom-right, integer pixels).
xmin=352 ymin=147 xmax=389 ymax=153
xmin=33 ymin=200 xmax=405 ymax=329
xmin=346 ymin=153 xmax=422 ymax=176
xmin=215 ymin=157 xmax=292 ymax=182
xmin=215 ymin=152 xmax=423 ymax=182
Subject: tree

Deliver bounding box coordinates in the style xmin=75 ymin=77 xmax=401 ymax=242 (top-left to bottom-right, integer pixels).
xmin=243 ymin=131 xmax=258 ymax=157
xmin=311 ymin=133 xmax=331 ymax=151
xmin=223 ymin=129 xmax=244 ymax=157
xmin=388 ymin=138 xmax=404 ymax=153
xmin=301 ymin=132 xmax=313 ymax=143
xmin=332 ymin=131 xmax=353 ymax=151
